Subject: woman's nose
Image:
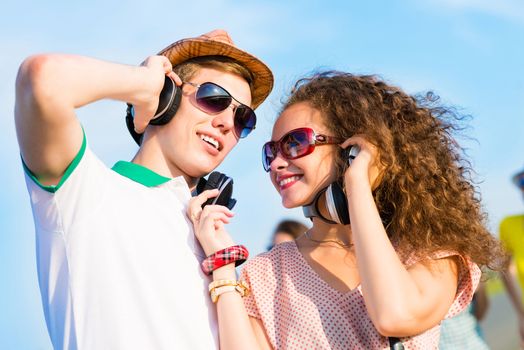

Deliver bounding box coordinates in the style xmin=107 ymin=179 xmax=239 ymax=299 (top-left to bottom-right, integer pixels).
xmin=270 ymin=151 xmax=289 ymax=172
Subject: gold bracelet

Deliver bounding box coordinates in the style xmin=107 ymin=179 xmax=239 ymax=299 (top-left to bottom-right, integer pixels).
xmin=208 ymin=279 xmax=238 ymax=291
xmin=209 ymin=280 xmax=250 ymax=303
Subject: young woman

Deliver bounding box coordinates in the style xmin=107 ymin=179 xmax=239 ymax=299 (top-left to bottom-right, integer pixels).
xmin=188 ymin=71 xmax=503 ymax=349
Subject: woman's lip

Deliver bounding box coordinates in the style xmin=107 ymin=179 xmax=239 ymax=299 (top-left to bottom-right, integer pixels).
xmin=278 ymin=175 xmax=302 ymax=190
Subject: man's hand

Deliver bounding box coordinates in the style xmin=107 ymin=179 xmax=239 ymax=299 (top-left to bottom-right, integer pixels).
xmin=132 ymin=55 xmax=182 ymax=134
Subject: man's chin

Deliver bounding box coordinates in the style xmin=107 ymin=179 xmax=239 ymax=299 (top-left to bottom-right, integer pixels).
xmin=187 ymin=165 xmax=218 ymax=179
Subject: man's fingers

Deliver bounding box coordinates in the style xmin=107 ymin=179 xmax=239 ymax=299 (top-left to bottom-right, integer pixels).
xmin=133 ymin=114 xmax=149 ymax=134
xmin=168 ymin=71 xmax=182 ymax=86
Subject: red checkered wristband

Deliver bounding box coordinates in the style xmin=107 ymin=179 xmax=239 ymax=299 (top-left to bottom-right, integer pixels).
xmin=201 ymin=245 xmax=249 ymax=275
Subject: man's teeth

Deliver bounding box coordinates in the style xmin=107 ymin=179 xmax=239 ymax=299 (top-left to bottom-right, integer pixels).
xmin=279 ymin=176 xmax=300 ymax=187
xmin=200 ymin=134 xmax=219 ymax=150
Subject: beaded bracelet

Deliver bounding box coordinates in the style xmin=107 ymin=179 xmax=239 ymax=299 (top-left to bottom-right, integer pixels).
xmin=201 ymin=245 xmax=249 ymax=275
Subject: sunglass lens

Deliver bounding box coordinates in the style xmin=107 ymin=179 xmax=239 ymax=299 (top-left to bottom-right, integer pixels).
xmin=262 ymin=142 xmax=276 ymax=172
xmin=234 ymin=107 xmax=257 ymax=139
xmin=281 ymin=130 xmax=310 ymax=159
xmin=196 ymin=83 xmax=232 ymax=113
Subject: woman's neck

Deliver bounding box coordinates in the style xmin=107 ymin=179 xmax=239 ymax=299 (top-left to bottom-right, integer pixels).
xmin=304 ymin=218 xmax=353 ymax=248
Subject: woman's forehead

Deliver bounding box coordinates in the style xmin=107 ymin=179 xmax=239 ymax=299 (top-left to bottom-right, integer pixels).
xmin=273 ymin=103 xmax=326 ymax=137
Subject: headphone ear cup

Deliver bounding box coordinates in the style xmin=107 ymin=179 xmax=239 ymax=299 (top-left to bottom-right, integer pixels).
xmin=325 ymin=181 xmax=350 ymax=225
xmin=125 ymin=76 xmax=182 ymax=145
xmin=204 ymin=172 xmax=223 ymax=191
xmin=126 ymin=104 xmax=143 ymax=145
xmin=197 ymin=172 xmax=236 ymax=210
xmin=196 ymin=176 xmax=208 ymax=195
xmin=149 ymin=78 xmax=182 ymax=126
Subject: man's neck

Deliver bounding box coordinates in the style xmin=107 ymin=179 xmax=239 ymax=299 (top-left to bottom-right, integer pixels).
xmin=132 ymin=144 xmax=199 ymax=191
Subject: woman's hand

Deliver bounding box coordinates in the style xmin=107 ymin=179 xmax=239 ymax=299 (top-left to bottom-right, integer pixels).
xmin=187 ymin=189 xmax=236 ymax=256
xmin=340 ymin=135 xmax=384 ymax=192
xmin=132 ymin=55 xmax=182 ymax=134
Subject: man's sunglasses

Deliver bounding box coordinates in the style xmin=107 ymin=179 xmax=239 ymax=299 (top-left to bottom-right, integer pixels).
xmin=184 ymin=81 xmax=256 ymax=139
xmin=262 ymin=127 xmax=344 ymax=172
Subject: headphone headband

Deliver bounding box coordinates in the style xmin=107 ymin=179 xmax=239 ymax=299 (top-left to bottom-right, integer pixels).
xmin=302 ymin=186 xmax=338 ymax=225
xmin=302 ymin=181 xmax=350 ymax=225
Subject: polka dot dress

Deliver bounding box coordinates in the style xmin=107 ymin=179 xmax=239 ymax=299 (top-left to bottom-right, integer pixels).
xmin=240 ymin=242 xmax=480 ymax=350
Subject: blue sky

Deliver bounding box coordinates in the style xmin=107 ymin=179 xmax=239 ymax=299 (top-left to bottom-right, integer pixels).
xmin=1 ymin=1 xmax=523 ymax=348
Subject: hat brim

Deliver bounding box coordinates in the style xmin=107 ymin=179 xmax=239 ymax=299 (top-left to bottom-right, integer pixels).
xmin=158 ymin=38 xmax=273 ymax=109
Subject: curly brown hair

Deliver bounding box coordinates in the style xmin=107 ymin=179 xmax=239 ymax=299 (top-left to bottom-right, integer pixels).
xmin=282 ymin=71 xmax=504 ymax=269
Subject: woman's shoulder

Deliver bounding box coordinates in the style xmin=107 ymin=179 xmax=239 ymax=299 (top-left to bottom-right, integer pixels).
xmin=246 ymin=241 xmax=298 ymax=265
xmin=241 ymin=241 xmax=300 ymax=278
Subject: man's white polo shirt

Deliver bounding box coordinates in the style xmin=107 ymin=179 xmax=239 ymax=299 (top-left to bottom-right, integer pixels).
xmin=23 ymin=135 xmax=218 ymax=350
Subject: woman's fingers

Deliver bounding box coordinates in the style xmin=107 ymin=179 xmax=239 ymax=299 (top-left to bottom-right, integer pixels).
xmin=187 ymin=189 xmax=220 ymax=223
xmin=187 ymin=188 xmax=236 ymax=256
xmin=200 ymin=204 xmax=235 ymax=226
xmin=188 ymin=189 xmax=234 ymax=230
xmin=191 ymin=204 xmax=236 ymax=256
xmin=341 ymin=135 xmax=385 ymax=190
xmin=199 ymin=210 xmax=233 ymax=228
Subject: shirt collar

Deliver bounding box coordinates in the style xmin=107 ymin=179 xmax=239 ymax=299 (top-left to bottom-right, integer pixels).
xmin=111 ymin=161 xmax=171 ymax=187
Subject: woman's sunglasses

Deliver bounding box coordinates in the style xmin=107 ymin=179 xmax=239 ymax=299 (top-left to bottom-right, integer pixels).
xmin=184 ymin=81 xmax=256 ymax=139
xmin=262 ymin=127 xmax=344 ymax=172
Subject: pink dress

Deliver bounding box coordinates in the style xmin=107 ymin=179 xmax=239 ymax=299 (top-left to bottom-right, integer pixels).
xmin=240 ymin=241 xmax=480 ymax=350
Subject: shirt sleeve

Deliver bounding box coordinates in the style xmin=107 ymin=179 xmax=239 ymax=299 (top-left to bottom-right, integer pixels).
xmin=240 ymin=260 xmax=263 ymax=319
xmin=22 ymin=129 xmax=87 ymax=194
xmin=23 ymin=133 xmax=110 ymax=237
xmin=443 ymin=254 xmax=481 ymax=319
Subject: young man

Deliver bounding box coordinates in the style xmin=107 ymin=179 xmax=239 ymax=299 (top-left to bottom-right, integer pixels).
xmin=15 ymin=29 xmax=273 ymax=350
xmin=500 ymin=167 xmax=524 ymax=348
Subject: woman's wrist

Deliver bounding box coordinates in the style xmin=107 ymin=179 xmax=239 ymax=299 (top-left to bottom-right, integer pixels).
xmin=201 ymin=244 xmax=249 ymax=276
xmin=202 ymin=238 xmax=236 ymax=257
xmin=212 ymin=264 xmax=237 ymax=280
xmin=345 ymin=173 xmax=372 ymax=197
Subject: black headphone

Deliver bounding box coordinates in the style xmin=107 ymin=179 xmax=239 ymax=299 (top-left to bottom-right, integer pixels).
xmin=125 ymin=75 xmax=182 ymax=145
xmin=195 ymin=171 xmax=237 ymax=210
xmin=302 ymin=146 xmax=359 ymax=225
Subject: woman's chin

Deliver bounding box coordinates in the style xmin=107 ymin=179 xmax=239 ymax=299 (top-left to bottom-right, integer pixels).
xmin=281 ymin=196 xmax=306 ymax=209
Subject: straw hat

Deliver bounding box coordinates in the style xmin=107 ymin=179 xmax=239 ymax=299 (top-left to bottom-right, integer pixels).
xmin=158 ymin=29 xmax=273 ymax=109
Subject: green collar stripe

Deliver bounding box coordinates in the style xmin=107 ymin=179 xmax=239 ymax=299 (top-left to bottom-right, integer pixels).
xmin=111 ymin=161 xmax=171 ymax=187
xmin=22 ymin=130 xmax=87 ymax=193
